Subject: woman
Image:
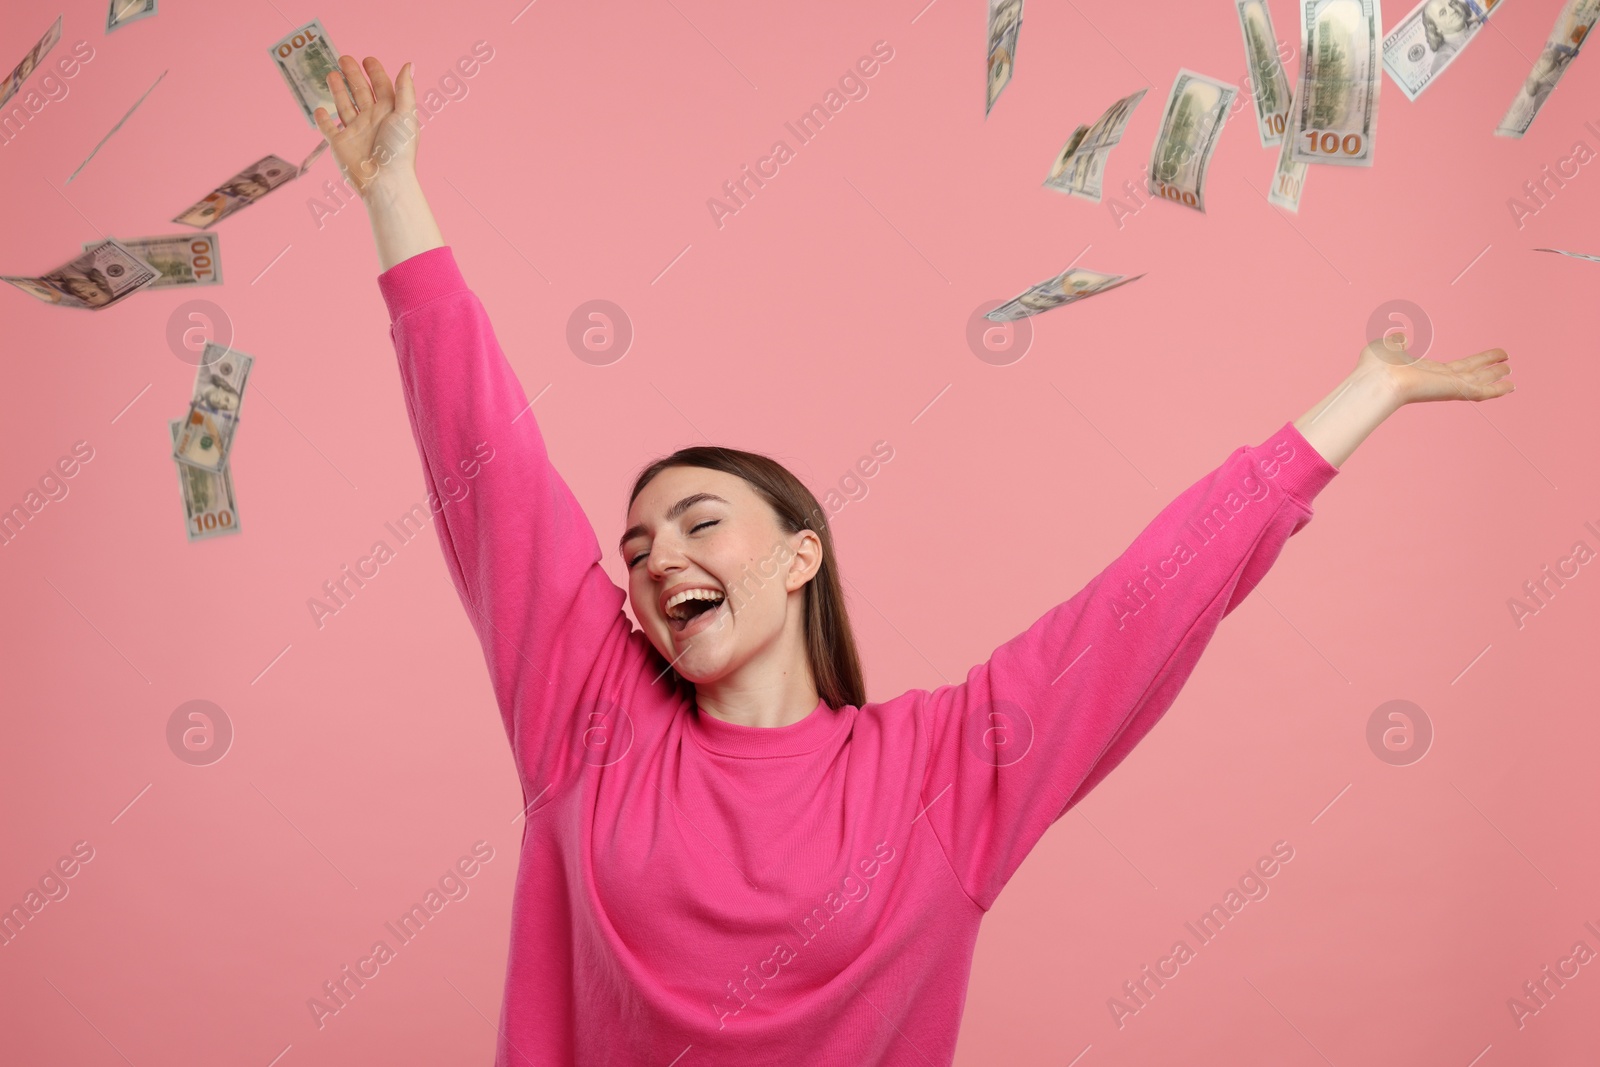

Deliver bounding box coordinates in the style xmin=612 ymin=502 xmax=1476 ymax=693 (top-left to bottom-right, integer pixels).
xmin=317 ymin=55 xmax=1513 ymax=1066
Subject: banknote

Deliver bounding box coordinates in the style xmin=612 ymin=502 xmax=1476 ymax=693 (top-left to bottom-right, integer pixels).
xmin=65 ymin=68 xmax=168 ymax=185
xmin=986 ymin=0 xmax=1023 ymax=117
xmin=985 ymin=267 xmax=1145 ymax=321
xmin=1236 ymin=0 xmax=1293 ymax=145
xmin=1382 ymin=0 xmax=1499 ymax=101
xmin=298 ymin=138 xmax=330 ymax=178
xmin=271 ymin=19 xmax=347 ymax=128
xmin=83 ymin=234 xmax=222 ymax=288
xmin=1043 ymin=88 xmax=1148 ymax=201
xmin=172 ymin=155 xmax=297 ymax=229
xmin=1 ymin=14 xmax=62 ymax=112
xmin=174 ymin=344 xmax=253 ymax=473
xmin=1534 ymin=247 xmax=1600 ymax=261
xmin=1147 ymin=69 xmax=1239 ymax=212
xmin=1291 ymin=0 xmax=1380 ymax=166
xmin=1268 ymin=77 xmax=1310 ymax=211
xmin=2 ymin=238 xmax=160 ymax=311
xmin=1495 ymin=0 xmax=1600 ymax=137
xmin=170 ymin=418 xmax=241 ymax=541
xmin=107 ymin=0 xmax=158 ymax=33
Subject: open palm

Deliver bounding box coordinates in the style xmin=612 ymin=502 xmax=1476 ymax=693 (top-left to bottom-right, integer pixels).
xmin=1357 ymin=334 xmax=1515 ymax=406
xmin=311 ymin=55 xmax=418 ymax=198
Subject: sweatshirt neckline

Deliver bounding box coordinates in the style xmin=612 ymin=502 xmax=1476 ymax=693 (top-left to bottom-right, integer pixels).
xmin=686 ymin=697 xmax=848 ymax=758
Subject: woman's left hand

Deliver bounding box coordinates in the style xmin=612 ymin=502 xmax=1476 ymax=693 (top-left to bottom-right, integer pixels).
xmin=1357 ymin=335 xmax=1515 ymax=406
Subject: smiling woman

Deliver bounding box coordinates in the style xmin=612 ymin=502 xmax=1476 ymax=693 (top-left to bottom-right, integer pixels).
xmin=321 ymin=52 xmax=1515 ymax=1067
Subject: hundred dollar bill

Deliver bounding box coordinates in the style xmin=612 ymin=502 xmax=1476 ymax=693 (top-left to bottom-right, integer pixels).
xmin=270 ymin=19 xmax=348 ymax=128
xmin=986 ymin=0 xmax=1023 ymax=117
xmin=107 ymin=0 xmax=158 ymax=33
xmin=1237 ymin=0 xmax=1294 ymax=145
xmin=1268 ymin=77 xmax=1311 ymax=210
xmin=298 ymin=138 xmax=330 ymax=178
xmin=174 ymin=344 xmax=253 ymax=473
xmin=1495 ymin=0 xmax=1600 ymax=138
xmin=1534 ymin=247 xmax=1600 ymax=261
xmin=82 ymin=233 xmax=222 ymax=288
xmin=172 ymin=155 xmax=297 ymax=229
xmin=170 ymin=418 xmax=241 ymax=541
xmin=1382 ymin=0 xmax=1499 ymax=102
xmin=1148 ymin=69 xmax=1239 ymax=212
xmin=0 ymin=14 xmax=61 ymax=112
xmin=1043 ymin=88 xmax=1148 ymax=201
xmin=985 ymin=267 xmax=1146 ymax=321
xmin=2 ymin=238 xmax=159 ymax=310
xmin=1291 ymin=0 xmax=1380 ymax=166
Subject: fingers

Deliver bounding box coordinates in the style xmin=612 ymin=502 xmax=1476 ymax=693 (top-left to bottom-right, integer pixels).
xmin=394 ymin=61 xmax=415 ymax=115
xmin=341 ymin=53 xmax=376 ymax=112
xmin=327 ymin=63 xmax=358 ymax=126
xmin=364 ymin=56 xmax=395 ymax=111
xmin=312 ymin=104 xmax=337 ymax=141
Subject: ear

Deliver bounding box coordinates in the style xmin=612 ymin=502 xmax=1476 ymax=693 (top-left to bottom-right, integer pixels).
xmin=784 ymin=529 xmax=825 ymax=593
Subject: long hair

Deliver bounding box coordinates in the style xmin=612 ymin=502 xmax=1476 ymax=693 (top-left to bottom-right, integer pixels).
xmin=625 ymin=446 xmax=866 ymax=711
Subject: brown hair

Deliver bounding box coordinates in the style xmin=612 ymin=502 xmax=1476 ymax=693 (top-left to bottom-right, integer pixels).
xmin=626 ymin=446 xmax=866 ymax=711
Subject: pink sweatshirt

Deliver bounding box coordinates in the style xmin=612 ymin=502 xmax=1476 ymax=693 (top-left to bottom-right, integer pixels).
xmin=378 ymin=246 xmax=1340 ymax=1066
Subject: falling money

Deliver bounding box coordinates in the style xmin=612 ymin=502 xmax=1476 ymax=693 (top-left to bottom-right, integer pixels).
xmin=1382 ymin=0 xmax=1499 ymax=101
xmin=170 ymin=419 xmax=241 ymax=541
xmin=173 ymin=344 xmax=254 ymax=474
xmin=1495 ymin=0 xmax=1600 ymax=138
xmin=172 ymin=155 xmax=297 ymax=229
xmin=106 ymin=0 xmax=158 ymax=33
xmin=986 ymin=0 xmax=1023 ymax=117
xmin=270 ymin=19 xmax=348 ymax=128
xmin=1043 ymin=88 xmax=1148 ymax=202
xmin=1236 ymin=0 xmax=1293 ymax=146
xmin=2 ymin=239 xmax=159 ymax=310
xmin=1147 ymin=69 xmax=1239 ymax=212
xmin=1291 ymin=0 xmax=1380 ymax=167
xmin=986 ymin=267 xmax=1146 ymax=321
xmin=82 ymin=234 xmax=222 ymax=288
xmin=1268 ymin=77 xmax=1311 ymax=211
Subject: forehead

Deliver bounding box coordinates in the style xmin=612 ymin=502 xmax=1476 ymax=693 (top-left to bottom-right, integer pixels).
xmin=627 ymin=465 xmax=755 ymax=522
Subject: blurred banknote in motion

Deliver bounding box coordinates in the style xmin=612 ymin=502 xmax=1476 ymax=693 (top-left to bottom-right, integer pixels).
xmin=172 ymin=155 xmax=297 ymax=228
xmin=1043 ymin=88 xmax=1148 ymax=202
xmin=1291 ymin=0 xmax=1380 ymax=166
xmin=985 ymin=266 xmax=1146 ymax=321
xmin=82 ymin=233 xmax=222 ymax=288
xmin=1268 ymin=77 xmax=1310 ymax=211
xmin=986 ymin=0 xmax=1023 ymax=117
xmin=271 ymin=19 xmax=348 ymax=127
xmin=1382 ymin=0 xmax=1499 ymax=101
xmin=1148 ymin=69 xmax=1239 ymax=212
xmin=174 ymin=344 xmax=253 ymax=473
xmin=170 ymin=418 xmax=241 ymax=541
xmin=1495 ymin=0 xmax=1600 ymax=137
xmin=1533 ymin=247 xmax=1600 ymax=261
xmin=1 ymin=14 xmax=62 ymax=111
xmin=2 ymin=238 xmax=159 ymax=310
xmin=107 ymin=0 xmax=158 ymax=33
xmin=1236 ymin=0 xmax=1293 ymax=146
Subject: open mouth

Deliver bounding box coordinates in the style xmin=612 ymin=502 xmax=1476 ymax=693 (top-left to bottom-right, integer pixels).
xmin=665 ymin=589 xmax=727 ymax=634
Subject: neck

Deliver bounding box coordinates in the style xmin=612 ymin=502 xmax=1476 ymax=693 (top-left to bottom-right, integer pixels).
xmin=693 ymin=597 xmax=821 ymax=728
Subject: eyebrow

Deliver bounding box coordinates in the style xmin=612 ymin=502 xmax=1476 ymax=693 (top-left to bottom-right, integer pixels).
xmin=618 ymin=493 xmax=730 ymax=553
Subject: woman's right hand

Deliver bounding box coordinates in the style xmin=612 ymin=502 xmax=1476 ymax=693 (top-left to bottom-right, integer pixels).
xmin=312 ymin=55 xmax=418 ymax=201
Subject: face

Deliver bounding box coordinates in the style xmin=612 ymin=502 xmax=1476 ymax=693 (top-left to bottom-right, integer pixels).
xmin=60 ymin=271 xmax=110 ymax=306
xmin=1424 ymin=0 xmax=1472 ymax=36
xmin=230 ymin=176 xmax=271 ymax=199
xmin=621 ymin=466 xmax=822 ymax=686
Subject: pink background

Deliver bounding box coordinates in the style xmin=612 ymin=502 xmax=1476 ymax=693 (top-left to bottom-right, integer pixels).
xmin=2 ymin=1 xmax=1597 ymax=1064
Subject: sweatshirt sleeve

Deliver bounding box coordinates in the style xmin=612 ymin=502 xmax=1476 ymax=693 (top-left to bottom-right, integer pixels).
xmin=377 ymin=246 xmax=642 ymax=764
xmin=915 ymin=421 xmax=1339 ymax=911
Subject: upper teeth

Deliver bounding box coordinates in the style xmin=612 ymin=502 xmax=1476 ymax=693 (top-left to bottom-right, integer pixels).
xmin=665 ymin=588 xmax=724 ymax=618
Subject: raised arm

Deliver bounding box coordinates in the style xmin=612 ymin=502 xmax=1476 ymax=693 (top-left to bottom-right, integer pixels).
xmin=917 ymin=338 xmax=1514 ymax=911
xmin=316 ymin=56 xmax=648 ymax=773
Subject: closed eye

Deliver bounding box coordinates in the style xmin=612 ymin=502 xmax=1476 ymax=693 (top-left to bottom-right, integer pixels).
xmin=626 ymin=519 xmax=719 ymax=568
